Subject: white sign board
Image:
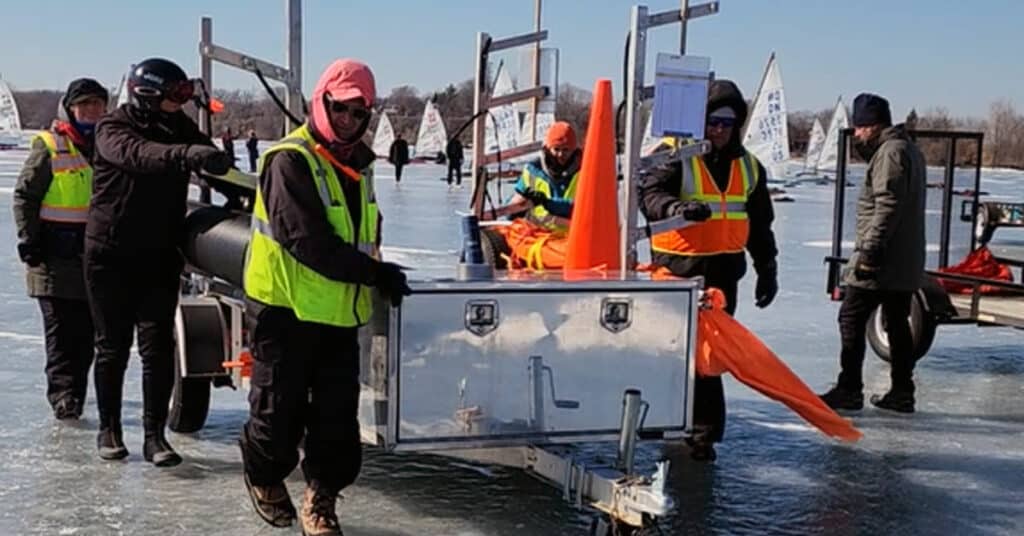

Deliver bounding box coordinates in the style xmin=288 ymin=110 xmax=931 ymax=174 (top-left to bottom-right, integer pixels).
xmin=651 ymin=54 xmax=711 ymax=140
xmin=516 ymin=48 xmax=559 ymax=115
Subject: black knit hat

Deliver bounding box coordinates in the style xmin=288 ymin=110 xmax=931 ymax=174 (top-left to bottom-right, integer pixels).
xmin=63 ymin=78 xmax=109 ymax=107
xmin=852 ymin=93 xmax=892 ymax=127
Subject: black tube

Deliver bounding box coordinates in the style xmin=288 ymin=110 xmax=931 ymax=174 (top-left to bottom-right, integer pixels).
xmin=939 ymin=139 xmax=957 ymax=268
xmin=255 ymin=68 xmax=303 ymax=128
xmin=970 ymin=136 xmax=984 ymax=252
xmin=461 ymin=214 xmax=485 ymax=264
xmin=827 ymin=129 xmax=850 ymax=295
xmin=183 ymin=201 xmax=251 ymax=287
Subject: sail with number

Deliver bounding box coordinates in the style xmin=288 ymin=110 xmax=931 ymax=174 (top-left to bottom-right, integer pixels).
xmin=0 ymin=77 xmax=23 ymax=148
xmin=742 ymin=52 xmax=789 ymax=178
xmin=816 ymin=97 xmax=850 ymax=172
xmin=414 ymin=100 xmax=447 ymax=159
xmin=484 ymin=63 xmax=521 ymax=154
xmin=803 ymin=118 xmax=826 ymax=171
xmin=372 ymin=111 xmax=395 ymax=159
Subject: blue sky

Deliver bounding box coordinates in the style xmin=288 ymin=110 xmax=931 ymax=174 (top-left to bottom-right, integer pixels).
xmin=3 ymin=0 xmax=1021 ymax=118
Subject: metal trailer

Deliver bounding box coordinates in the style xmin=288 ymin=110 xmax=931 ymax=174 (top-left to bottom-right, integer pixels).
xmin=174 ymin=1 xmax=724 ymax=533
xmin=824 ymin=128 xmax=1024 ymax=362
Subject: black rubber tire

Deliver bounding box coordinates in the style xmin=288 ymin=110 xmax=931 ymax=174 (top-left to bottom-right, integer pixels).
xmin=480 ymin=227 xmax=510 ymax=269
xmin=169 ymin=305 xmax=215 ymax=434
xmin=867 ymin=293 xmax=937 ymax=363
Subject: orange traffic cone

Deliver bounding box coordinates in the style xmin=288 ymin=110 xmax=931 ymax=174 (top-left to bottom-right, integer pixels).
xmin=563 ymin=79 xmax=620 ymax=276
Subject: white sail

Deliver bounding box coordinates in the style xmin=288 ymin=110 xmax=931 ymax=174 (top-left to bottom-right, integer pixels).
xmin=816 ymin=97 xmax=850 ymax=172
xmin=414 ymin=100 xmax=447 ymax=159
xmin=519 ymin=111 xmax=554 ymax=146
xmin=803 ymin=118 xmax=826 ymax=170
xmin=0 ymin=78 xmax=23 ymax=146
xmin=372 ymin=111 xmax=395 ymax=158
xmin=113 ymin=73 xmax=130 ymax=109
xmin=742 ymin=52 xmax=790 ymax=178
xmin=484 ymin=63 xmax=521 ymax=154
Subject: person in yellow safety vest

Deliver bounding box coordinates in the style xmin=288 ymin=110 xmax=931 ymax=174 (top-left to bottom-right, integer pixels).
xmin=12 ymin=78 xmax=108 ymax=421
xmin=484 ymin=121 xmax=581 ymax=234
xmin=639 ymin=79 xmax=780 ymax=463
xmin=239 ymin=59 xmax=411 ymax=536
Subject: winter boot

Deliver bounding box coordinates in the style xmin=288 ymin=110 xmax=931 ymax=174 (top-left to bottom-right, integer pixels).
xmin=819 ymin=385 xmax=864 ymax=411
xmin=53 ymin=396 xmax=81 ymax=421
xmin=97 ymin=417 xmax=128 ymax=460
xmin=300 ymin=485 xmax=344 ymax=536
xmin=870 ymin=390 xmax=915 ymax=413
xmin=239 ymin=439 xmax=297 ymax=527
xmin=143 ymin=421 xmax=182 ymax=467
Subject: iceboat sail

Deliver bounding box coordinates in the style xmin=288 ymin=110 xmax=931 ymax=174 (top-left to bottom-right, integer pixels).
xmin=742 ymin=52 xmax=790 ymax=178
xmin=817 ymin=97 xmax=850 ymax=173
xmin=803 ymin=118 xmax=826 ymax=171
xmin=372 ymin=111 xmax=395 ymax=159
xmin=484 ymin=63 xmax=521 ymax=154
xmin=414 ymin=100 xmax=447 ymax=160
xmin=0 ymin=77 xmax=23 ymax=148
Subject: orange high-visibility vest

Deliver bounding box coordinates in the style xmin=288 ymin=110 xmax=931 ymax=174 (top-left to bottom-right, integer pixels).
xmin=651 ymin=151 xmax=759 ymax=256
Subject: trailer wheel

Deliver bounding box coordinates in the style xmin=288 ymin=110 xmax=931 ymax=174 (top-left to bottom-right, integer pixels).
xmin=480 ymin=228 xmax=510 ymax=269
xmin=867 ymin=293 xmax=937 ymax=363
xmin=169 ymin=300 xmax=225 ymax=433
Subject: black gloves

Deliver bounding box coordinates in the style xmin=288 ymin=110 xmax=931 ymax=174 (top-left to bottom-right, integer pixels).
xmin=854 ymin=249 xmax=881 ymax=281
xmin=374 ymin=261 xmax=412 ymax=307
xmin=17 ymin=242 xmax=43 ymax=267
xmin=519 ymin=188 xmax=549 ymax=207
xmin=754 ymin=259 xmax=779 ymax=309
xmin=670 ymin=200 xmax=712 ymax=222
xmin=185 ymin=145 xmax=234 ymax=175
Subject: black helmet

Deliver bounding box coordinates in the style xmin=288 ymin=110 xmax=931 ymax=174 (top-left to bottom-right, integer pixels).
xmin=128 ymin=58 xmax=193 ymax=110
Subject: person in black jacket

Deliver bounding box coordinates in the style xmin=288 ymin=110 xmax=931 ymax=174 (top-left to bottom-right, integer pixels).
xmin=86 ymin=58 xmax=233 ymax=466
xmin=446 ymin=137 xmax=464 ymax=187
xmin=388 ymin=134 xmax=409 ymax=183
xmin=246 ymin=129 xmax=260 ymax=172
xmin=638 ymin=79 xmax=779 ymax=462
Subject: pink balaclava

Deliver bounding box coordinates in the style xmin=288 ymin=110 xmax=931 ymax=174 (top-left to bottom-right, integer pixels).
xmin=310 ymin=59 xmax=376 ymax=145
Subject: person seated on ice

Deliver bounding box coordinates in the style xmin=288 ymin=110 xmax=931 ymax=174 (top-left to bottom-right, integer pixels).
xmin=485 ymin=121 xmax=581 ymax=234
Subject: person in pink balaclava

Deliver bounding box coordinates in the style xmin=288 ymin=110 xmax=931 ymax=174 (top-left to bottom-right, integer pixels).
xmin=239 ymin=59 xmax=410 ymax=535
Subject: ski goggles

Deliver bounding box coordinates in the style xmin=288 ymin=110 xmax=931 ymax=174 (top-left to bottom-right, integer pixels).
xmin=707 ymin=116 xmax=737 ymax=128
xmin=324 ymin=94 xmax=371 ymax=121
xmin=132 ymin=79 xmax=197 ymax=104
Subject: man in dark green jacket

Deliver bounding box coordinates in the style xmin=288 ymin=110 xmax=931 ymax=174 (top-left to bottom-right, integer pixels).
xmin=820 ymin=93 xmax=926 ymax=413
xmin=13 ymin=78 xmax=108 ymax=420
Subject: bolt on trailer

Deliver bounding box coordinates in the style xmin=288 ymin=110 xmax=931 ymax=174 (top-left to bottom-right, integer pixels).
xmin=173 ymin=1 xmax=724 ymax=533
xmin=824 ymin=128 xmax=1024 ymax=363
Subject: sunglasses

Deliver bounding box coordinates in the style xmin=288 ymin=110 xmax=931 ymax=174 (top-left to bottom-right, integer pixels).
xmin=133 ymin=79 xmax=196 ymax=104
xmin=707 ymin=116 xmax=737 ymax=128
xmin=324 ymin=94 xmax=370 ymax=121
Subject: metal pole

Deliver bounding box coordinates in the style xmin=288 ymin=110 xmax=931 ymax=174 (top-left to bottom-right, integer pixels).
xmin=200 ymin=17 xmax=213 ymax=136
xmin=470 ymin=32 xmax=489 ymax=216
xmin=679 ymin=0 xmax=690 ymax=54
xmin=970 ymin=135 xmax=984 ymax=252
xmin=828 ymin=130 xmax=849 ymax=294
xmin=529 ymin=0 xmax=542 ymax=143
xmin=529 ymin=356 xmax=545 ymax=431
xmin=199 ymin=17 xmax=213 ymax=204
xmin=939 ymin=139 xmax=957 ymax=268
xmin=620 ymin=6 xmax=647 ymax=277
xmin=616 ymin=388 xmax=643 ymax=475
xmin=285 ymin=0 xmax=303 ymax=136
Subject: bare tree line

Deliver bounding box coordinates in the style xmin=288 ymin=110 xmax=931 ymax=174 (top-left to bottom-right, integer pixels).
xmin=12 ymin=86 xmax=1021 ymax=168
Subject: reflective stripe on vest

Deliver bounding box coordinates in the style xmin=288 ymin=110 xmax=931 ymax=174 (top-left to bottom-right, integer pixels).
xmin=243 ymin=124 xmax=380 ymax=327
xmin=651 ymin=150 xmax=760 ymax=256
xmin=36 ymin=131 xmax=91 ymax=223
xmin=521 ymin=164 xmax=578 ymax=233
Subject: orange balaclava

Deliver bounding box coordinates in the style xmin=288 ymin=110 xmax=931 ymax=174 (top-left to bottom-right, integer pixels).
xmin=310 ymin=59 xmax=376 ymax=146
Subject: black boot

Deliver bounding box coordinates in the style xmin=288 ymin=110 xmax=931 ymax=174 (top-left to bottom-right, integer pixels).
xmin=870 ymin=389 xmax=915 ymax=413
xmin=819 ymin=385 xmax=864 ymax=411
xmin=143 ymin=421 xmax=182 ymax=467
xmin=97 ymin=417 xmax=129 ymax=460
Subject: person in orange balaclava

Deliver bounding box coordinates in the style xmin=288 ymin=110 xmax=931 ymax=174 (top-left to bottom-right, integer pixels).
xmin=238 ymin=59 xmax=411 ymax=535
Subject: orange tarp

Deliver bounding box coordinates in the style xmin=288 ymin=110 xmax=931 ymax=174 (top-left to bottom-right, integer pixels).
xmin=938 ymin=246 xmax=1015 ymax=295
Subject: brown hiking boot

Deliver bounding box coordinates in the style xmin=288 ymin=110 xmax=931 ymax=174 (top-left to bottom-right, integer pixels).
xmin=243 ymin=471 xmax=297 ymax=528
xmin=300 ymin=486 xmax=343 ymax=536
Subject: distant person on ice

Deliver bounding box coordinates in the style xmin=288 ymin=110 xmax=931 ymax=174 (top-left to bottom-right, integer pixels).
xmin=13 ymin=78 xmax=108 ymax=421
xmin=388 ymin=133 xmax=409 ymax=183
xmin=246 ymin=129 xmax=259 ymax=172
xmin=220 ymin=127 xmax=236 ymax=168
xmin=446 ymin=136 xmax=464 ymax=187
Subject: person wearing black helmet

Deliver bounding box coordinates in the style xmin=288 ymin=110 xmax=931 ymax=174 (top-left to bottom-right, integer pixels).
xmin=13 ymin=78 xmax=108 ymax=421
xmin=86 ymin=57 xmax=233 ymax=466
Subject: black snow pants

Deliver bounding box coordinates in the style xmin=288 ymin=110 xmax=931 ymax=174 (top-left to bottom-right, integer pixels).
xmin=837 ymin=286 xmax=916 ymax=393
xmin=38 ymin=297 xmax=94 ymax=408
